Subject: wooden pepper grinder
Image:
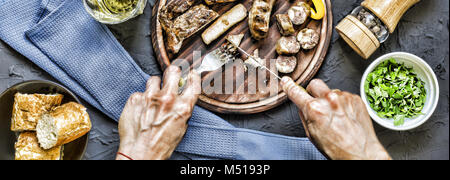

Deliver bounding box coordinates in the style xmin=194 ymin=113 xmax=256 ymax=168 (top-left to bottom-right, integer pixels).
xmin=336 ymin=0 xmax=420 ymax=59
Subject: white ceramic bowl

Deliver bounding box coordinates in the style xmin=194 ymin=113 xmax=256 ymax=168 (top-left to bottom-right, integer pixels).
xmin=360 ymin=52 xmax=439 ymax=131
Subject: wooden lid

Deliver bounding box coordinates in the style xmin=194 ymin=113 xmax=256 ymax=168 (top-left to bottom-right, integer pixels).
xmin=336 ymin=15 xmax=380 ymax=59
xmin=362 ymin=0 xmax=420 ymax=33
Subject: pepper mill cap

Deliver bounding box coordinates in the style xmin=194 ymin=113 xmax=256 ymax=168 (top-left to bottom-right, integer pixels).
xmin=336 ymin=15 xmax=380 ymax=59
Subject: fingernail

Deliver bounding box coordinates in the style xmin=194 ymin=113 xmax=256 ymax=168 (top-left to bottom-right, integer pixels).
xmin=281 ymin=76 xmax=290 ymax=85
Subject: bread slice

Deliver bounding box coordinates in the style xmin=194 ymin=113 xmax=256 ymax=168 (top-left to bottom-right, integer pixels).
xmin=15 ymin=132 xmax=63 ymax=160
xmin=11 ymin=93 xmax=64 ymax=131
xmin=37 ymin=102 xmax=91 ymax=150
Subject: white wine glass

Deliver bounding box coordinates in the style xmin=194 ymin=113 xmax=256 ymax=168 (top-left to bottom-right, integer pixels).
xmin=83 ymin=0 xmax=148 ymax=24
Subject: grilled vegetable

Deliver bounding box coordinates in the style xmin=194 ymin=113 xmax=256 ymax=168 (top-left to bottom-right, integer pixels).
xmin=276 ymin=36 xmax=301 ymax=55
xmin=248 ymin=0 xmax=276 ymax=40
xmin=288 ymin=1 xmax=311 ymax=25
xmin=159 ymin=0 xmax=198 ymax=30
xmin=163 ymin=5 xmax=219 ymax=54
xmin=310 ymin=0 xmax=325 ymax=20
xmin=226 ymin=33 xmax=245 ymax=47
xmin=244 ymin=49 xmax=265 ymax=69
xmin=204 ymin=0 xmax=237 ymax=5
xmin=297 ymin=28 xmax=319 ymax=50
xmin=276 ymin=14 xmax=295 ymax=36
xmin=202 ymin=4 xmax=247 ymax=45
xmin=276 ymin=56 xmax=297 ymax=73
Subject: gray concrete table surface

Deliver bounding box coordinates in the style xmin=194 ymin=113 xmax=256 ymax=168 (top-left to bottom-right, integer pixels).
xmin=0 ymin=0 xmax=448 ymax=160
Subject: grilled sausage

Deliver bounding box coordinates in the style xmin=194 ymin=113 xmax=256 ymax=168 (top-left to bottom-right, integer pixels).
xmin=276 ymin=14 xmax=295 ymax=36
xmin=248 ymin=0 xmax=276 ymax=40
xmin=276 ymin=36 xmax=301 ymax=55
xmin=297 ymin=28 xmax=319 ymax=50
xmin=287 ymin=1 xmax=311 ymax=25
xmin=276 ymin=56 xmax=297 ymax=73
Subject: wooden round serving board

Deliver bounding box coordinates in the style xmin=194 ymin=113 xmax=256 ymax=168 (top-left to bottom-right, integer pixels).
xmin=151 ymin=0 xmax=333 ymax=114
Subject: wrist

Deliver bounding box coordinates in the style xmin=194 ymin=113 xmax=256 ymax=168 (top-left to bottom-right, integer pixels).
xmin=117 ymin=137 xmax=166 ymax=160
xmin=117 ymin=138 xmax=148 ymax=160
xmin=116 ymin=151 xmax=134 ymax=160
xmin=365 ymin=143 xmax=392 ymax=160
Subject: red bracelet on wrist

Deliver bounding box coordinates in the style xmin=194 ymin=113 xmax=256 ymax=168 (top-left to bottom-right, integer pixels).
xmin=117 ymin=152 xmax=134 ymax=160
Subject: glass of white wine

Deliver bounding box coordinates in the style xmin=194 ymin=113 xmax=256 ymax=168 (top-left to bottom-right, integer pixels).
xmin=83 ymin=0 xmax=148 ymax=24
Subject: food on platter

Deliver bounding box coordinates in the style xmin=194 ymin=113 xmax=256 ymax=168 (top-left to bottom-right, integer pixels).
xmin=159 ymin=0 xmax=198 ymax=23
xmin=276 ymin=14 xmax=295 ymax=36
xmin=218 ymin=41 xmax=239 ymax=62
xmin=11 ymin=93 xmax=63 ymax=131
xmin=211 ymin=33 xmax=245 ymax=63
xmin=248 ymin=0 xmax=276 ymax=40
xmin=226 ymin=33 xmax=244 ymax=47
xmin=37 ymin=102 xmax=91 ymax=150
xmin=161 ymin=4 xmax=219 ymax=54
xmin=310 ymin=0 xmax=325 ymax=20
xmin=159 ymin=0 xmax=198 ymax=31
xmin=288 ymin=1 xmax=311 ymax=25
xmin=297 ymin=28 xmax=319 ymax=50
xmin=202 ymin=4 xmax=247 ymax=45
xmin=244 ymin=49 xmax=265 ymax=70
xmin=276 ymin=56 xmax=297 ymax=73
xmin=204 ymin=0 xmax=237 ymax=5
xmin=15 ymin=132 xmax=63 ymax=160
xmin=276 ymin=36 xmax=301 ymax=55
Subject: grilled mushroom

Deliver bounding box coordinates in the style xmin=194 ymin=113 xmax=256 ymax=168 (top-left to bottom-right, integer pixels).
xmin=276 ymin=36 xmax=301 ymax=55
xmin=276 ymin=14 xmax=295 ymax=36
xmin=287 ymin=2 xmax=311 ymax=25
xmin=248 ymin=0 xmax=276 ymax=40
xmin=276 ymin=55 xmax=297 ymax=73
xmin=297 ymin=28 xmax=319 ymax=50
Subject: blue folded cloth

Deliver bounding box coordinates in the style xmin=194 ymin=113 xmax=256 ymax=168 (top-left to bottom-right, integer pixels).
xmin=0 ymin=0 xmax=325 ymax=160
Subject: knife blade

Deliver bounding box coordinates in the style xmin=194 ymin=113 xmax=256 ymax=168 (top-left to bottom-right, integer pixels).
xmin=231 ymin=44 xmax=309 ymax=93
xmin=234 ymin=45 xmax=281 ymax=80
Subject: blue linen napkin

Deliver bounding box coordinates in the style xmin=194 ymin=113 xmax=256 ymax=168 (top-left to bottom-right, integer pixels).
xmin=0 ymin=0 xmax=325 ymax=160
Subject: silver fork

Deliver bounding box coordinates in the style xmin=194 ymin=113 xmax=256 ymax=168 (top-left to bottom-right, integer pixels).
xmin=178 ymin=43 xmax=237 ymax=93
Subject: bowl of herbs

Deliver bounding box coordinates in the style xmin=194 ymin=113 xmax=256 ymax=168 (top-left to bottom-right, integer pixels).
xmin=361 ymin=52 xmax=439 ymax=131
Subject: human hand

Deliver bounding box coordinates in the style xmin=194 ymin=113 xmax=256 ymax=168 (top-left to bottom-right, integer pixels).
xmin=116 ymin=66 xmax=201 ymax=160
xmin=281 ymin=77 xmax=391 ymax=160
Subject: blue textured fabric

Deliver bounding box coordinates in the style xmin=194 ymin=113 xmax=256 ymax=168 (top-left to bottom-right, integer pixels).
xmin=0 ymin=0 xmax=325 ymax=160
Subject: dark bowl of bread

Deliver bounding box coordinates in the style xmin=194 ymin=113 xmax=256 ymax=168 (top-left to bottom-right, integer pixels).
xmin=0 ymin=80 xmax=91 ymax=160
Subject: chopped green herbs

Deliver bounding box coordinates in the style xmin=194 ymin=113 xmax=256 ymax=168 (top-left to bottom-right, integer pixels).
xmin=365 ymin=58 xmax=426 ymax=126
